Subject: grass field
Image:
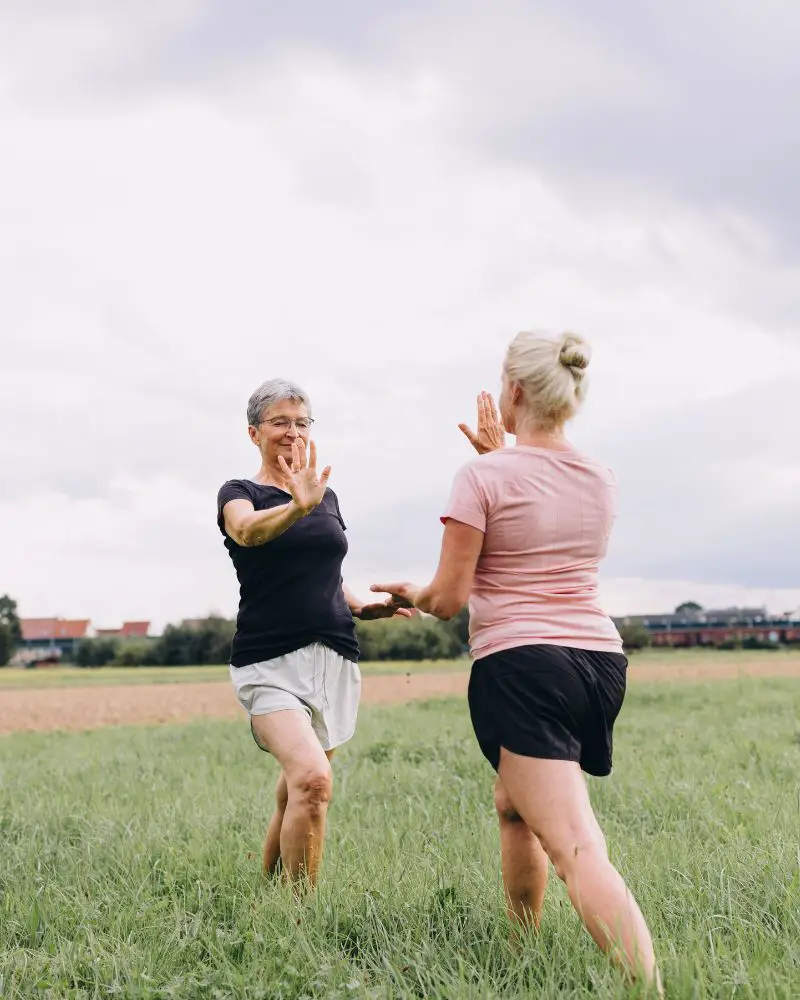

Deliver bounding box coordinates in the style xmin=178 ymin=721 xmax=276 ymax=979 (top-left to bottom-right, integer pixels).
xmin=2 ymin=648 xmax=800 ymax=690
xmin=2 ymin=677 xmax=799 ymax=998
xmin=0 ymin=659 xmax=470 ymax=690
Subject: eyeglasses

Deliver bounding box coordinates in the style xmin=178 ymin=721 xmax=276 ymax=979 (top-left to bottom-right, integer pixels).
xmin=261 ymin=417 xmax=315 ymax=431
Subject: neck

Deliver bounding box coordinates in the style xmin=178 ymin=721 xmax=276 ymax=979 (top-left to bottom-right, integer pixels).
xmin=254 ymin=457 xmax=291 ymax=490
xmin=513 ymin=421 xmax=570 ymax=451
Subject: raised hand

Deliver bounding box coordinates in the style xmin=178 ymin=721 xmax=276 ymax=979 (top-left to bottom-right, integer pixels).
xmin=277 ymin=440 xmax=331 ymax=514
xmin=458 ymin=391 xmax=505 ymax=454
xmin=369 ymin=582 xmax=419 ymax=610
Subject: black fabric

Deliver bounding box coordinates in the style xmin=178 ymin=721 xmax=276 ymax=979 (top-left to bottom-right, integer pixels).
xmin=217 ymin=480 xmax=359 ymax=667
xmin=467 ymin=644 xmax=627 ymax=776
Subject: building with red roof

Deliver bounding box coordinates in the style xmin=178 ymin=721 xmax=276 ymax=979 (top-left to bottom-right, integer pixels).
xmin=19 ymin=618 xmax=91 ymax=662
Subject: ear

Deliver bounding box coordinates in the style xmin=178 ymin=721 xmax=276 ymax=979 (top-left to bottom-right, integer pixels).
xmin=511 ymin=381 xmax=524 ymax=405
xmin=248 ymin=425 xmax=260 ymax=446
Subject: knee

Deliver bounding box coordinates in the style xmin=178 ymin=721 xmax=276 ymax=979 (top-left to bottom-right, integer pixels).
xmin=291 ymin=762 xmax=333 ymax=812
xmin=494 ymin=783 xmax=524 ymax=824
xmin=544 ymin=828 xmax=608 ymax=882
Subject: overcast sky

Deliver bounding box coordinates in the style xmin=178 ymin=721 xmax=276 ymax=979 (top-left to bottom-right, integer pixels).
xmin=2 ymin=1 xmax=799 ymax=631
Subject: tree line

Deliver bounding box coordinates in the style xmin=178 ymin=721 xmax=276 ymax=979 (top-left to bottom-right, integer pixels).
xmin=73 ymin=609 xmax=471 ymax=667
xmin=0 ymin=594 xmax=469 ymax=668
xmin=0 ymin=595 xmax=22 ymax=666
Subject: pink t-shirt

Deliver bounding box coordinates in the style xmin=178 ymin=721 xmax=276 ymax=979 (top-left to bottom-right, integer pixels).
xmin=443 ymin=445 xmax=623 ymax=659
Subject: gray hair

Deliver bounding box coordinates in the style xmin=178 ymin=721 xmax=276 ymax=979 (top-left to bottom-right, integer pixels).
xmin=247 ymin=378 xmax=311 ymax=427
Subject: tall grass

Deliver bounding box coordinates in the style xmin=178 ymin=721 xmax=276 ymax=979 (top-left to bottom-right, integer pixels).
xmin=1 ymin=679 xmax=799 ymax=998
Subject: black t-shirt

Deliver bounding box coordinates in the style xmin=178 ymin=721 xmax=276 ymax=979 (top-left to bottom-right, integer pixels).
xmin=217 ymin=479 xmax=359 ymax=667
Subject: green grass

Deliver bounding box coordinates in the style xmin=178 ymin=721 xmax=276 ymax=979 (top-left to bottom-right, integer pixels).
xmin=0 ymin=660 xmax=469 ymax=690
xmin=1 ymin=679 xmax=799 ymax=998
xmin=3 ymin=648 xmax=800 ymax=691
xmin=625 ymin=647 xmax=800 ymax=668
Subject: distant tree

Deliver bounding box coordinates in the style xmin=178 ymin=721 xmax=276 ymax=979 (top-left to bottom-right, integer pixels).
xmin=0 ymin=627 xmax=11 ymax=667
xmin=675 ymin=602 xmax=703 ymax=616
xmin=619 ymin=622 xmax=652 ymax=653
xmin=444 ymin=607 xmax=470 ymax=650
xmin=156 ymin=616 xmax=235 ymax=666
xmin=356 ymin=615 xmax=464 ymax=661
xmin=75 ymin=638 xmax=119 ymax=668
xmin=113 ymin=640 xmax=162 ymax=667
xmin=0 ymin=595 xmax=22 ymax=665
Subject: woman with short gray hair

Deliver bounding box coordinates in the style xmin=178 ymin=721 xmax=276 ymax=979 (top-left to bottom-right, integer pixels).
xmin=217 ymin=378 xmax=411 ymax=887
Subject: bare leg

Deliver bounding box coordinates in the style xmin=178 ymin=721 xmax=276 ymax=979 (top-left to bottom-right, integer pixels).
xmin=262 ymin=770 xmax=288 ymax=875
xmin=251 ymin=710 xmax=333 ymax=887
xmin=262 ymin=749 xmax=336 ymax=876
xmin=495 ymin=777 xmax=549 ymax=930
xmin=498 ymin=752 xmax=661 ymax=992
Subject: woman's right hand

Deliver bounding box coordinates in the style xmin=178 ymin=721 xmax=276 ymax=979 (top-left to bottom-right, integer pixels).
xmin=458 ymin=391 xmax=505 ymax=454
xmin=277 ymin=440 xmax=331 ymax=514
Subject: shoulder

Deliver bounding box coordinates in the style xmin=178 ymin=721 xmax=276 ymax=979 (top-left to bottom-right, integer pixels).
xmin=322 ymin=487 xmax=346 ymax=521
xmin=453 ymin=449 xmax=520 ymax=487
xmin=448 ymin=455 xmax=501 ymax=503
xmin=217 ymin=479 xmax=258 ymax=508
xmin=566 ymin=451 xmax=617 ymax=485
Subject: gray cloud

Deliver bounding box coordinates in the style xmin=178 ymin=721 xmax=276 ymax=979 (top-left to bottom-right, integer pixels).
xmin=422 ymin=2 xmax=800 ymax=256
xmin=8 ymin=1 xmax=796 ymax=257
xmin=3 ymin=2 xmax=798 ymax=621
xmin=587 ymin=374 xmax=800 ymax=587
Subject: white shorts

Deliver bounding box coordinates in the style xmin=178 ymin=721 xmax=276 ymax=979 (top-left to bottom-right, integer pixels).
xmin=229 ymin=642 xmax=361 ymax=752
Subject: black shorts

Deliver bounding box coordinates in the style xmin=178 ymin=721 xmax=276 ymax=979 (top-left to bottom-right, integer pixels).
xmin=468 ymin=644 xmax=628 ymax=777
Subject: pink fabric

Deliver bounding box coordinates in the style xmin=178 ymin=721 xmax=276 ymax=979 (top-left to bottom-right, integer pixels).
xmin=442 ymin=445 xmax=623 ymax=658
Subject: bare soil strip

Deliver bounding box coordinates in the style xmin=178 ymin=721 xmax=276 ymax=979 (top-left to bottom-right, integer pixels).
xmin=2 ymin=658 xmax=799 ymax=736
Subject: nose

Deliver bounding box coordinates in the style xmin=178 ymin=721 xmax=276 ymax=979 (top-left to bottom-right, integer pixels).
xmin=284 ymin=424 xmax=300 ymax=439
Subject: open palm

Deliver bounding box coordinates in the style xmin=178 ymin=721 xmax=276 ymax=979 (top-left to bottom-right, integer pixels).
xmin=458 ymin=391 xmax=505 ymax=454
xmin=277 ymin=441 xmax=331 ymax=513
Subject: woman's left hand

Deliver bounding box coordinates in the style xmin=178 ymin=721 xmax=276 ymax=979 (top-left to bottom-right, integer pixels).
xmin=368 ymin=582 xmax=419 ymax=610
xmin=357 ymin=598 xmax=417 ymax=620
xmin=458 ymin=391 xmax=505 ymax=454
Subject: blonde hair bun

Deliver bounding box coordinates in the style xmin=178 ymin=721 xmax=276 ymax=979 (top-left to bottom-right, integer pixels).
xmin=558 ymin=333 xmax=591 ymax=377
xmin=503 ymin=329 xmax=592 ymax=431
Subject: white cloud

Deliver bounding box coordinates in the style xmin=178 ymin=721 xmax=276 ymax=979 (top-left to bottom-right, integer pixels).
xmin=1 ymin=5 xmax=798 ymax=630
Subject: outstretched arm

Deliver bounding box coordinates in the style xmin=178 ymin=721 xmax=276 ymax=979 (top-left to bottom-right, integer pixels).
xmin=222 ymin=440 xmax=331 ymax=547
xmin=371 ymin=519 xmax=484 ymax=621
xmin=342 ymin=583 xmax=416 ymax=620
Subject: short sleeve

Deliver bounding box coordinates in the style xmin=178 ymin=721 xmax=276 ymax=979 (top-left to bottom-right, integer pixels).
xmin=441 ymin=463 xmax=488 ymax=533
xmin=217 ymin=480 xmax=255 ymax=532
xmin=328 ymin=489 xmax=347 ymax=530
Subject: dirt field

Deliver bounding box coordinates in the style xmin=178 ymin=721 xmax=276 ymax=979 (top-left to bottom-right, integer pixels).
xmin=2 ymin=655 xmax=800 ymax=735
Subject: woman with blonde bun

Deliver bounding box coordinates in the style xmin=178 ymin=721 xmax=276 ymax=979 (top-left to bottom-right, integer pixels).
xmin=373 ymin=332 xmax=661 ymax=992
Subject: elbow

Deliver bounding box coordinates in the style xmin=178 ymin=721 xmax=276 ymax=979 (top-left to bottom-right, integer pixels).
xmin=423 ymin=594 xmax=466 ymax=621
xmin=236 ymin=527 xmax=256 ymax=547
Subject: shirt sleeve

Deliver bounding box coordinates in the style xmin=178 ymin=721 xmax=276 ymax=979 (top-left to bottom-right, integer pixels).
xmin=441 ymin=463 xmax=488 ymax=532
xmin=216 ymin=480 xmax=255 ymax=532
xmin=328 ymin=489 xmax=347 ymax=531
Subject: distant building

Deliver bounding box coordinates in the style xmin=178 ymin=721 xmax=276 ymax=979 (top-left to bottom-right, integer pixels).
xmin=95 ymin=621 xmax=151 ymax=639
xmin=15 ymin=618 xmax=152 ymax=665
xmin=180 ymin=618 xmax=206 ymax=631
xmin=614 ymin=606 xmax=800 ymax=647
xmin=18 ymin=618 xmax=91 ymax=663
